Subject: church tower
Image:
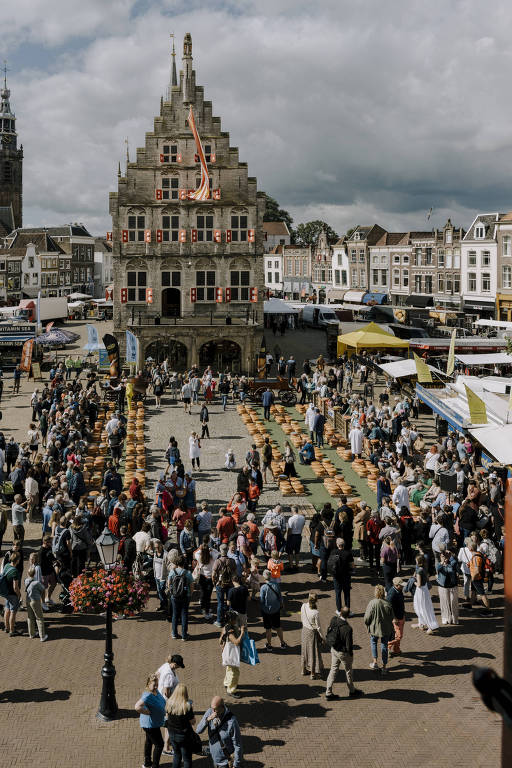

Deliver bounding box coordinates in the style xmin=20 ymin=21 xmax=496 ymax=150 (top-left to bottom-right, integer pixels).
xmin=0 ymin=66 xmax=23 ymax=230
xmin=110 ymin=34 xmax=265 ymax=373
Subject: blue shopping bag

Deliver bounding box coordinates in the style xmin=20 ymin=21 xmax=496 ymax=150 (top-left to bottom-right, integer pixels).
xmin=241 ymin=632 xmax=260 ymax=665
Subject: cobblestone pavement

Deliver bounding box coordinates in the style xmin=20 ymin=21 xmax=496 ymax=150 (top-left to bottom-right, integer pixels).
xmin=0 ymin=329 xmax=504 ymax=768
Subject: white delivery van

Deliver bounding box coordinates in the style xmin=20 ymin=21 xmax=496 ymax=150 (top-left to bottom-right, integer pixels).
xmin=302 ymin=304 xmax=339 ymax=329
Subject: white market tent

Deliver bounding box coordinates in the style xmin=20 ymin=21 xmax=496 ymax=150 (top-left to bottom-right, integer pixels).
xmin=469 ymin=424 xmax=512 ymax=464
xmin=455 ymin=352 xmax=512 ymax=366
xmin=264 ymin=299 xmax=298 ymax=314
xmin=473 ymin=318 xmax=512 ymax=330
xmin=379 ymin=359 xmax=444 ymax=379
xmin=68 ymin=292 xmax=94 ymax=301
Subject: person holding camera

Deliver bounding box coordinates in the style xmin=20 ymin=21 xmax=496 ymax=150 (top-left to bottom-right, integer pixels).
xmin=219 ymin=611 xmax=244 ymax=698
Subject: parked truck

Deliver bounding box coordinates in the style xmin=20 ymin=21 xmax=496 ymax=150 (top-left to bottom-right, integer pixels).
xmin=11 ymin=297 xmax=69 ymax=323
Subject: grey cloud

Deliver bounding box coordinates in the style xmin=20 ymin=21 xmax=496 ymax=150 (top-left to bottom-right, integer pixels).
xmin=7 ymin=0 xmax=512 ymax=237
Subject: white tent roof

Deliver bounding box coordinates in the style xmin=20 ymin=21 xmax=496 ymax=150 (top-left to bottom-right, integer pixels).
xmin=469 ymin=425 xmax=512 ymax=464
xmin=379 ymin=358 xmax=443 ymax=379
xmin=473 ymin=318 xmax=512 ymax=330
xmin=455 ymin=352 xmax=512 ymax=365
xmin=264 ymin=299 xmax=298 ymax=314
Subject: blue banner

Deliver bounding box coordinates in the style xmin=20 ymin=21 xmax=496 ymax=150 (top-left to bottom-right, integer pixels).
xmin=126 ymin=330 xmax=138 ymax=363
xmin=87 ymin=324 xmax=99 ymax=348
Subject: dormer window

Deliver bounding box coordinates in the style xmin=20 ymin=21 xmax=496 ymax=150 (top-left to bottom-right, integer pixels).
xmin=354 ymin=232 xmax=360 ymax=241
xmin=445 ymin=230 xmax=452 ymax=244
xmin=475 ymin=223 xmax=485 ymax=239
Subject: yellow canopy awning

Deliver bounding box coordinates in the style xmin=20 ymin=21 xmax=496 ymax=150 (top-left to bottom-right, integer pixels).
xmin=337 ymin=322 xmax=410 ymax=356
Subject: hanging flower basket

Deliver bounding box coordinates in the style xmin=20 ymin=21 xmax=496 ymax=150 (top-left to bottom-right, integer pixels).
xmin=69 ymin=565 xmax=150 ymax=616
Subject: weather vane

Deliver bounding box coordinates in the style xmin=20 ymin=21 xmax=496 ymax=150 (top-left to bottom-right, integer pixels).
xmin=2 ymin=60 xmax=9 ymax=87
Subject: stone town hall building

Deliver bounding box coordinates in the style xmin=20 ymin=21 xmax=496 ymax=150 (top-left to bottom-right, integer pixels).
xmin=110 ymin=34 xmax=265 ymax=373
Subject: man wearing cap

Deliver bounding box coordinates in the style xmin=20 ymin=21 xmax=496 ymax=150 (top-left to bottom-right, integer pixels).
xmin=386 ymin=577 xmax=405 ymax=656
xmin=156 ymin=653 xmax=185 ymax=756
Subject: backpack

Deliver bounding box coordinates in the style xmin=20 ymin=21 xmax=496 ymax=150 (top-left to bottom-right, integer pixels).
xmin=484 ymin=540 xmax=498 ymax=566
xmin=218 ymin=558 xmax=234 ymax=587
xmin=323 ymin=529 xmax=336 ymax=551
xmin=0 ymin=563 xmax=18 ymax=598
xmin=325 ymin=618 xmax=340 ymax=649
xmin=469 ymin=551 xmax=484 ymax=581
xmin=52 ymin=527 xmax=69 ymax=556
xmin=170 ymin=570 xmax=188 ymax=599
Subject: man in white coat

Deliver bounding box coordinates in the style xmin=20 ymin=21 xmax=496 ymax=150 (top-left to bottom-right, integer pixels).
xmin=349 ymin=424 xmax=363 ymax=458
xmin=305 ymin=403 xmax=316 ymax=442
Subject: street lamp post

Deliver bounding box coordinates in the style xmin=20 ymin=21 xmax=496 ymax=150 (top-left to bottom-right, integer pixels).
xmin=95 ymin=527 xmax=120 ymax=722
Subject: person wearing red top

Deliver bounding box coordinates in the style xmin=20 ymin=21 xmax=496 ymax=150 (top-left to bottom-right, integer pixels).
xmin=108 ymin=507 xmax=121 ymax=537
xmin=247 ymin=480 xmax=261 ymax=513
xmin=172 ymin=506 xmax=191 ymax=533
xmin=217 ymin=508 xmax=237 ymax=544
xmin=129 ymin=477 xmax=144 ymax=503
xmin=245 ymin=513 xmax=260 ymax=555
xmin=366 ymin=510 xmax=384 ymax=572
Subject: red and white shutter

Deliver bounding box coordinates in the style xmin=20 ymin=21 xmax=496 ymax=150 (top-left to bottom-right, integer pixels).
xmin=190 ymin=287 xmax=197 ymax=303
xmin=177 ymin=153 xmax=182 ymax=163
xmin=160 ymin=153 xmax=165 ymax=163
xmin=226 ymin=229 xmax=232 ymax=243
xmin=106 ymin=231 xmax=112 ymax=241
xmin=194 ymin=153 xmax=200 ymax=162
xmin=179 ymin=229 xmax=187 ymax=243
xmin=213 ymin=188 xmax=221 ymax=200
xmin=248 ymin=229 xmax=255 ymax=243
xmin=105 ymin=287 xmax=114 ymax=301
xmin=122 ymin=230 xmax=128 ymax=243
xmin=191 ymin=229 xmax=198 ymax=243
xmin=120 ymin=287 xmax=127 ymax=304
xmin=225 ymin=287 xmax=231 ymax=303
xmin=179 ymin=189 xmax=188 ymax=200
xmin=214 ymin=229 xmax=221 ymax=243
xmin=250 ymin=287 xmax=258 ymax=303
xmin=156 ymin=229 xmax=163 ymax=243
xmin=156 ymin=189 xmax=162 ymax=200
xmin=146 ymin=288 xmax=153 ymax=304
xmin=216 ymin=287 xmax=223 ymax=303
xmin=210 ymin=153 xmax=216 ymax=163
xmin=144 ymin=229 xmax=151 ymax=243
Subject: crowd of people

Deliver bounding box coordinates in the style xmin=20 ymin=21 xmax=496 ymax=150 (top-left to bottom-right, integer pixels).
xmin=0 ymin=347 xmax=505 ymax=768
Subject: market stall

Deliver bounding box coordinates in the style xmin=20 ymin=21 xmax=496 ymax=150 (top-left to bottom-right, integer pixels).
xmin=337 ymin=321 xmax=409 ymax=356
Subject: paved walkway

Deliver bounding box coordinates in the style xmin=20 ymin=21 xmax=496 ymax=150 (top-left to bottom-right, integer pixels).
xmin=0 ymin=342 xmax=504 ymax=768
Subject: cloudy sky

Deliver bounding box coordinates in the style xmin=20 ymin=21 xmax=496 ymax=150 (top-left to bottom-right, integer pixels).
xmin=4 ymin=0 xmax=512 ymax=237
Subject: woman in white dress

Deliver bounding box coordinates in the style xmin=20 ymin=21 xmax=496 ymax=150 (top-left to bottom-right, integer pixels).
xmin=188 ymin=431 xmax=201 ymax=470
xmin=412 ymin=553 xmax=438 ymax=634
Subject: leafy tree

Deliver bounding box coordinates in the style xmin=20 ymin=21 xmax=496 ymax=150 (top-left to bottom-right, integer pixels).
xmin=263 ymin=194 xmax=293 ymax=230
xmin=294 ymin=220 xmax=339 ymax=247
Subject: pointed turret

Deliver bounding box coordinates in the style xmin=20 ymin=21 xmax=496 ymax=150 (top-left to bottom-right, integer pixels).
xmin=0 ymin=61 xmax=16 ymax=141
xmin=166 ymin=35 xmax=178 ymax=101
xmin=182 ymin=32 xmax=193 ymax=104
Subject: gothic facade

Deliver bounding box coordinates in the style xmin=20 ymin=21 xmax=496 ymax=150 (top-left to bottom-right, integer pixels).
xmin=110 ymin=34 xmax=265 ymax=373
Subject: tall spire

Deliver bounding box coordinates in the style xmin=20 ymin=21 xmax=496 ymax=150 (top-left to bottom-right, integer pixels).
xmin=166 ymin=33 xmax=178 ymax=101
xmin=125 ymin=138 xmax=130 ymax=172
xmin=0 ymin=60 xmax=16 ymax=142
xmin=182 ymin=32 xmax=193 ymax=104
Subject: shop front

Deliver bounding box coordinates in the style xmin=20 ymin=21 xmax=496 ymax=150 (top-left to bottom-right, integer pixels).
xmin=463 ymin=298 xmax=496 ymax=320
xmin=496 ymin=293 xmax=512 ymax=321
xmin=0 ymin=324 xmax=37 ymax=369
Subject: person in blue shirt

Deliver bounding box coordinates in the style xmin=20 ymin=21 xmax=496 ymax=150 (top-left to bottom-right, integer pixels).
xmin=167 ymin=555 xmax=194 ymax=640
xmin=261 ymin=388 xmax=274 ymax=420
xmin=196 ymin=697 xmax=243 ymax=768
xmin=299 ymin=439 xmax=315 ymax=465
xmin=135 ymin=673 xmax=166 ymax=768
xmin=259 ymin=569 xmax=287 ymax=650
xmin=41 ymin=499 xmax=55 ymax=534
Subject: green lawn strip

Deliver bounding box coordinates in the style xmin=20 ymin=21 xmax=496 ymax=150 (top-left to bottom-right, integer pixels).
xmin=251 ymin=406 xmax=334 ymax=510
xmin=283 ymin=405 xmax=378 ymax=510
